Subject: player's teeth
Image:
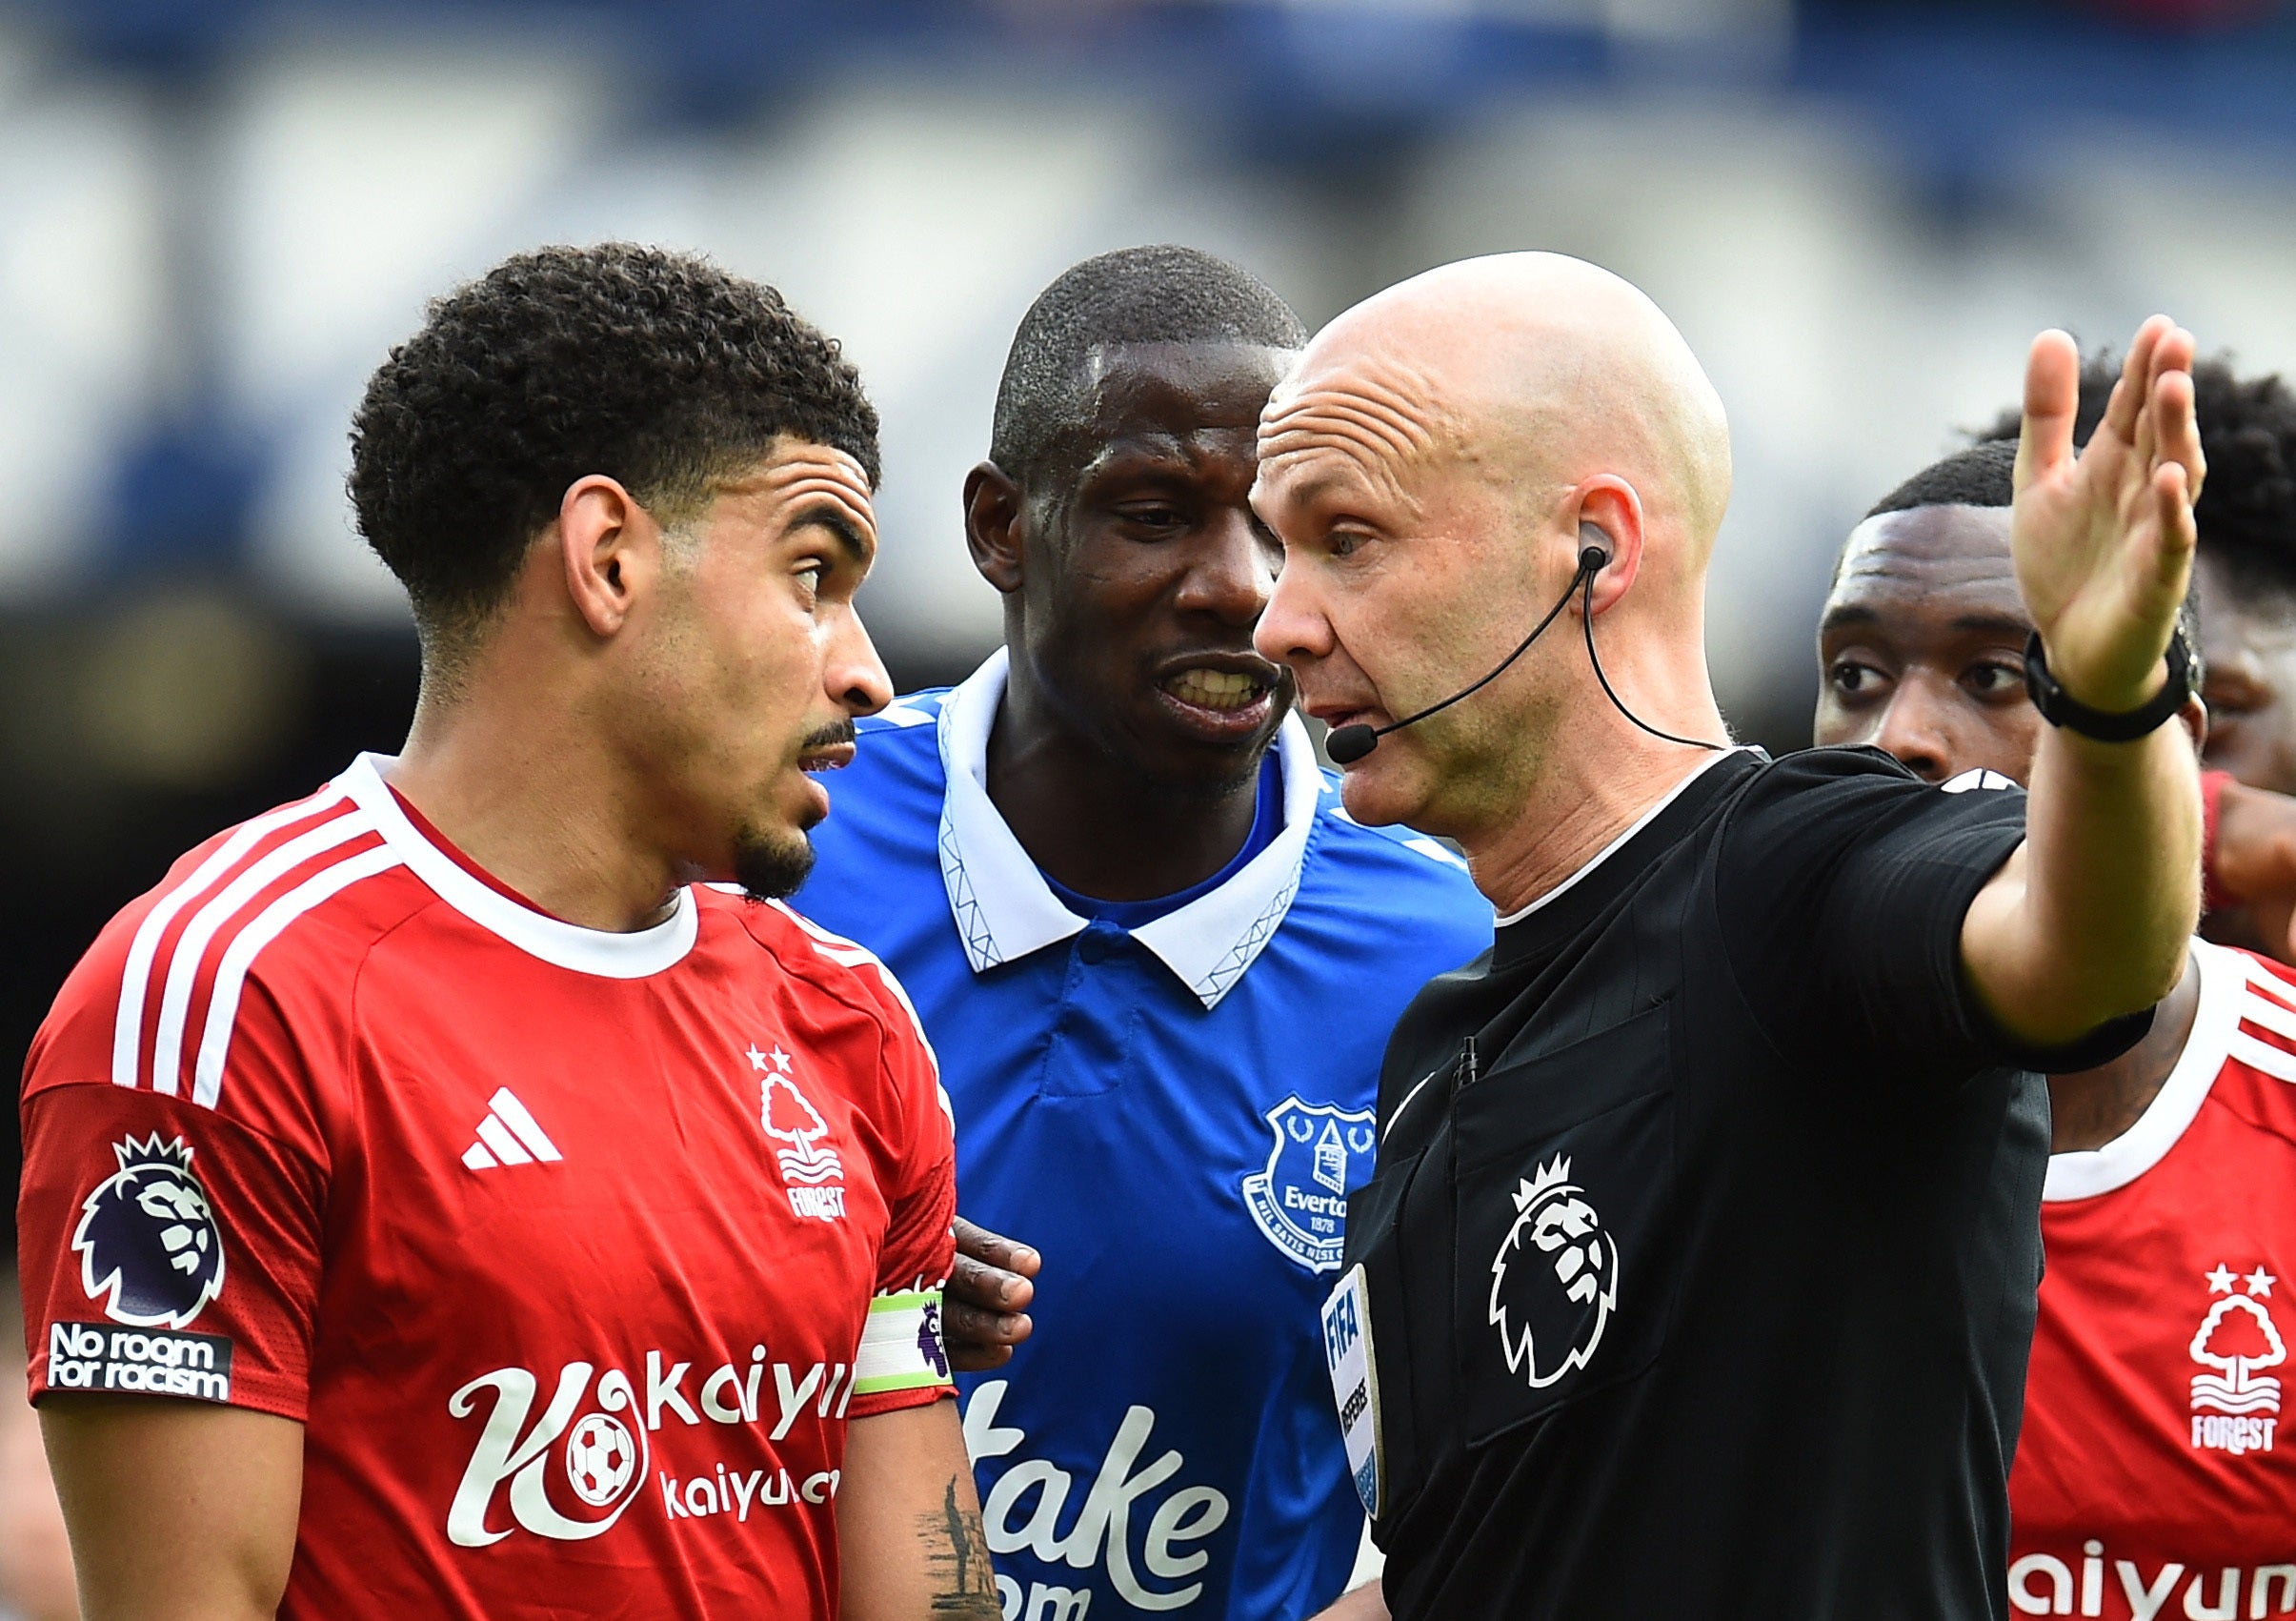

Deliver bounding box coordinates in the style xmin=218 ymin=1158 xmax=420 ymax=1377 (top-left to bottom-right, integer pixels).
xmin=1165 ymin=671 xmax=1263 ymax=711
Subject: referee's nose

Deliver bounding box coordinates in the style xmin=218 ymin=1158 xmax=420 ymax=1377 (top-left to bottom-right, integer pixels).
xmin=1255 ymin=557 xmax=1336 ymax=673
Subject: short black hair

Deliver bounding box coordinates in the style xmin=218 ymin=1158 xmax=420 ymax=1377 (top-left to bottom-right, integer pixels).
xmin=1976 ymin=354 xmax=2296 ymax=598
xmin=1862 ymin=432 xmax=2200 ymax=667
xmin=989 ymin=245 xmax=1306 ymax=488
xmin=1865 ymin=439 xmax=2017 ymax=517
xmin=350 ymin=242 xmax=878 ymax=657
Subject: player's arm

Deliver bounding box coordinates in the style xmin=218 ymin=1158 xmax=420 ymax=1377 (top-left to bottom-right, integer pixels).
xmin=835 ymin=1398 xmax=999 ymax=1621
xmin=40 ymin=1396 xmax=302 ymax=1621
xmin=1962 ymin=318 xmax=2206 ymax=1046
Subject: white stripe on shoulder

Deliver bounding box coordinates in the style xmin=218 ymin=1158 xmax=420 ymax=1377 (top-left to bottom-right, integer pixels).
xmin=150 ymin=810 xmax=376 ymax=1096
xmin=2236 ymin=981 xmax=2296 ymax=1045
xmin=112 ymin=787 xmax=351 ymax=1089
xmin=768 ymin=902 xmax=949 ymax=1118
xmin=2230 ymin=1029 xmax=2296 ymax=1085
xmin=190 ymin=843 xmax=403 ymax=1107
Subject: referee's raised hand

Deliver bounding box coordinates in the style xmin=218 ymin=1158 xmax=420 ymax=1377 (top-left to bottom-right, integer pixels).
xmin=2012 ymin=316 xmax=2205 ymax=716
xmin=1959 ymin=315 xmax=2206 ymax=1049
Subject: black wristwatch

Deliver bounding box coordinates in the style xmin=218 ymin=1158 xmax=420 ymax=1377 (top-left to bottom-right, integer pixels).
xmin=2024 ymin=628 xmax=2195 ymax=743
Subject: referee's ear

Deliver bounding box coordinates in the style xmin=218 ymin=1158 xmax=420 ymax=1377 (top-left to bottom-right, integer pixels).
xmin=964 ymin=460 xmax=1026 ymax=597
xmin=1570 ymin=476 xmax=1646 ymax=618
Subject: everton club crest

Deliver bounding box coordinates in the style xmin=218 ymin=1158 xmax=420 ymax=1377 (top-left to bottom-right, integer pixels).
xmin=1242 ymin=1097 xmax=1378 ymax=1273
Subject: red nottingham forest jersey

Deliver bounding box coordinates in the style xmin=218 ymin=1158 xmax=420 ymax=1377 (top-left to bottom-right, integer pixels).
xmin=2010 ymin=940 xmax=2296 ymax=1621
xmin=16 ymin=754 xmax=957 ymax=1620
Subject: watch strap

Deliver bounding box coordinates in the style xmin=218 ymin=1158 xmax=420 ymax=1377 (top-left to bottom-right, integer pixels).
xmin=2024 ymin=628 xmax=2194 ymax=743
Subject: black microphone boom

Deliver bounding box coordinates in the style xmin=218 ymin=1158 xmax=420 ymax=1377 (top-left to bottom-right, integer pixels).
xmin=1325 ymin=546 xmax=1605 ymax=765
xmin=1324 ymin=544 xmax=1723 ymax=764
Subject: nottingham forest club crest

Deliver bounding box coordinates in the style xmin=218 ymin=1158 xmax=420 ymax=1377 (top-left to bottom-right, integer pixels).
xmin=1488 ymin=1156 xmax=1619 ymax=1390
xmin=72 ymin=1134 xmax=225 ymax=1330
xmin=2189 ymin=1262 xmax=2285 ymax=1457
xmin=1243 ymin=1098 xmax=1378 ymax=1273
xmin=750 ymin=1044 xmax=847 ymax=1223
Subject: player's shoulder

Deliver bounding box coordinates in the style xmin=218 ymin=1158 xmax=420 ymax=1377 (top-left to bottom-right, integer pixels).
xmin=29 ymin=778 xmax=429 ymax=1108
xmin=2208 ymin=945 xmax=2296 ymax=1146
xmin=856 ymin=686 xmax=953 ymax=740
xmin=1306 ymin=772 xmax=1476 ymax=888
xmin=813 ymin=690 xmax=953 ymax=848
xmin=714 ymin=891 xmax=937 ymax=1060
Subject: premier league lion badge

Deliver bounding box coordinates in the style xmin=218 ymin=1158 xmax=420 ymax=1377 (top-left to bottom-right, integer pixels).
xmin=1242 ymin=1097 xmax=1378 ymax=1273
xmin=72 ymin=1134 xmax=225 ymax=1330
xmin=1487 ymin=1155 xmax=1618 ymax=1388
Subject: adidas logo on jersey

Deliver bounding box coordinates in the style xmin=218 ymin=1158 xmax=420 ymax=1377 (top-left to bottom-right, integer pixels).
xmin=460 ymin=1089 xmax=563 ymax=1172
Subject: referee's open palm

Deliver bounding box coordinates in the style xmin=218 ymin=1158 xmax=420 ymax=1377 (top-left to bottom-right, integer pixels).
xmin=2012 ymin=316 xmax=2206 ymax=714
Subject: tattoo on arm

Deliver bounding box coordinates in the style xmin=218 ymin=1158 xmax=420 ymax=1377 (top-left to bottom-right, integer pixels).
xmin=920 ymin=1480 xmax=1000 ymax=1616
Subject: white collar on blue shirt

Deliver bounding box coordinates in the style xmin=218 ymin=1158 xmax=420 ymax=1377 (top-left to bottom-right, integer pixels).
xmin=934 ymin=646 xmax=1323 ymax=1010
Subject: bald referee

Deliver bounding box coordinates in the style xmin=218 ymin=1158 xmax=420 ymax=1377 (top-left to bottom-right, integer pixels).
xmin=1257 ymin=254 xmax=2205 ymax=1621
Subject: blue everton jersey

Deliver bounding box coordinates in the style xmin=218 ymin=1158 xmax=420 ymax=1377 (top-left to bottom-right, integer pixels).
xmin=797 ymin=651 xmax=1492 ymax=1621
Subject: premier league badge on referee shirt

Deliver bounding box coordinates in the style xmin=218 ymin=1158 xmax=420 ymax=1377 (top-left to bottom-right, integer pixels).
xmin=1487 ymin=1156 xmax=1619 ymax=1389
xmin=1243 ymin=1097 xmax=1379 ymax=1272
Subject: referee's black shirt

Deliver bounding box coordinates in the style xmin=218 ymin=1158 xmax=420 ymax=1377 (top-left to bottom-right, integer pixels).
xmin=1349 ymin=746 xmax=2146 ymax=1621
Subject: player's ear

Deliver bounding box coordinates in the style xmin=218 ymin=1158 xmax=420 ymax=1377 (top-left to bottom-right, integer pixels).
xmin=557 ymin=475 xmax=655 ymax=638
xmin=2179 ymin=692 xmax=2208 ymax=756
xmin=964 ymin=462 xmax=1026 ymax=596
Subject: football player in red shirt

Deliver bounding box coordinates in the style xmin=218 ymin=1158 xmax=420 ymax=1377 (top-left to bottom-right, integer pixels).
xmin=1816 ymin=437 xmax=2296 ymax=1621
xmin=16 ymin=245 xmax=997 ymax=1620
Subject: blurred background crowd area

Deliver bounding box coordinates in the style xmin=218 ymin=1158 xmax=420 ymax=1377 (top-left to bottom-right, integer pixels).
xmin=3 ymin=0 xmax=2296 ymax=1612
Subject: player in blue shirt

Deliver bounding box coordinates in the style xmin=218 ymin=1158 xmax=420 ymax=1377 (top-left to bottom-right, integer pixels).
xmin=797 ymin=247 xmax=1491 ymax=1621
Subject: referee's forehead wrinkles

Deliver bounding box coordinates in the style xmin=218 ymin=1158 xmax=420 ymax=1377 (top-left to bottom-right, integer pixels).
xmin=1257 ymin=360 xmax=1454 ymax=511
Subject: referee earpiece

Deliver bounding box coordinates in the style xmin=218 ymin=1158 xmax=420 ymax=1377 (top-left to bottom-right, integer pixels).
xmin=1323 ymin=517 xmax=1717 ymax=768
xmin=1572 ymin=519 xmax=1727 ymax=754
xmin=1578 ymin=523 xmax=1613 ymax=577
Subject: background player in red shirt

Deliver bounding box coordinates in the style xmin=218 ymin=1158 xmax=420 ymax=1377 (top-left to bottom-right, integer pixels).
xmin=16 ymin=245 xmax=997 ymax=1619
xmin=1816 ymin=437 xmax=2296 ymax=1620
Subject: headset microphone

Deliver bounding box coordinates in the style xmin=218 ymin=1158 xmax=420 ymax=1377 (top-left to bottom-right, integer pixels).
xmin=1323 ymin=535 xmax=1724 ymax=765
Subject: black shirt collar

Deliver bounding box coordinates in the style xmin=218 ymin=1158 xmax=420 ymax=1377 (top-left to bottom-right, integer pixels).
xmin=1494 ymin=748 xmax=1764 ymax=968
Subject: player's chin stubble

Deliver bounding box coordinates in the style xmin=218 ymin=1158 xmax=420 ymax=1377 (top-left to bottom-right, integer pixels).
xmin=732 ymin=719 xmax=851 ymax=900
xmin=734 ymin=825 xmax=816 ymax=901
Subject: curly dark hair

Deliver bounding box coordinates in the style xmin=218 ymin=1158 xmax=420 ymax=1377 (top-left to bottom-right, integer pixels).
xmin=350 ymin=243 xmax=879 ymax=655
xmin=1976 ymin=353 xmax=2296 ymax=597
